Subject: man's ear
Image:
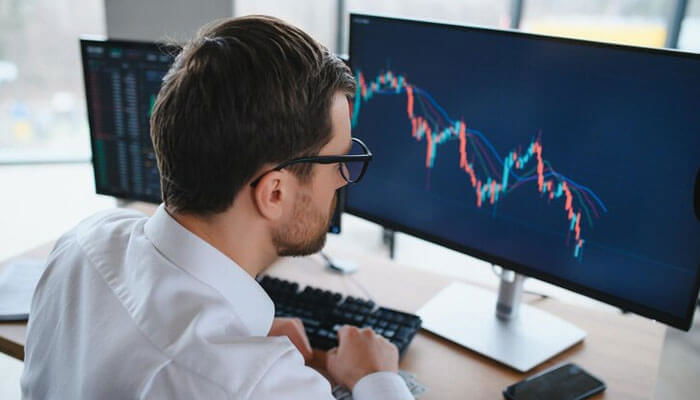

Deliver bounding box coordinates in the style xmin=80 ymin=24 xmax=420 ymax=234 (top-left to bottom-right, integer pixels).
xmin=251 ymin=170 xmax=289 ymax=221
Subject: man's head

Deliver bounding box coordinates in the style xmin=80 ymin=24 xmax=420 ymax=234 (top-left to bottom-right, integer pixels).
xmin=151 ymin=16 xmax=356 ymax=258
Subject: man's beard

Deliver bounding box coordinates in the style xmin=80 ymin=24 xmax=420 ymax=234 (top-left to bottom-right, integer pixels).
xmin=272 ymin=190 xmax=337 ymax=257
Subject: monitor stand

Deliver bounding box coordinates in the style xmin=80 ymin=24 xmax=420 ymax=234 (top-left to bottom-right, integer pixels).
xmin=416 ymin=269 xmax=585 ymax=372
xmin=116 ymin=198 xmax=133 ymax=207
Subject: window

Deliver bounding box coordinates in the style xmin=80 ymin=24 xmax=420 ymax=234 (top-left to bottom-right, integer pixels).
xmin=0 ymin=0 xmax=105 ymax=163
xmin=235 ymin=0 xmax=337 ymax=51
xmin=679 ymin=0 xmax=700 ymax=50
xmin=522 ymin=0 xmax=674 ymax=47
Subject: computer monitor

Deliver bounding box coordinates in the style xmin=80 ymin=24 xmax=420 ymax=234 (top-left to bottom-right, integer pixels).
xmin=80 ymin=38 xmax=344 ymax=232
xmin=80 ymin=38 xmax=175 ymax=203
xmin=348 ymin=14 xmax=700 ymax=371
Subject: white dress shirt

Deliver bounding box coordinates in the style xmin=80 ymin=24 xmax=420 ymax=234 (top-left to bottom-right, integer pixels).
xmin=21 ymin=205 xmax=413 ymax=399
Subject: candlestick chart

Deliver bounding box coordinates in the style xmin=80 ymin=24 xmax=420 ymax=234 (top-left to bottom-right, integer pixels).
xmin=352 ymin=69 xmax=608 ymax=260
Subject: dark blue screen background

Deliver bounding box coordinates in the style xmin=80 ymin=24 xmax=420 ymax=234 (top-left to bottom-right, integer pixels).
xmin=347 ymin=15 xmax=700 ymax=324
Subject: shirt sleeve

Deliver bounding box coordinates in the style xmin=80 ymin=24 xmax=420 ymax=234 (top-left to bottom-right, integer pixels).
xmin=140 ymin=361 xmax=231 ymax=400
xmin=353 ymin=371 xmax=414 ymax=400
xmin=249 ymin=347 xmax=413 ymax=400
xmin=248 ymin=346 xmax=336 ymax=400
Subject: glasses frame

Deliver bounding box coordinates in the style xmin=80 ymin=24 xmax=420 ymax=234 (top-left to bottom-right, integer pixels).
xmin=250 ymin=137 xmax=373 ymax=187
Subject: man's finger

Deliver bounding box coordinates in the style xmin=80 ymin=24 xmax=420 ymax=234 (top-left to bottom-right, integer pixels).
xmin=269 ymin=318 xmax=314 ymax=361
xmin=292 ymin=320 xmax=313 ymax=360
xmin=282 ymin=319 xmax=312 ymax=361
xmin=336 ymin=325 xmax=358 ymax=342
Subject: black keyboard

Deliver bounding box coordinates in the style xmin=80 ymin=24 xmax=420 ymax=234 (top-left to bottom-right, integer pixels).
xmin=259 ymin=276 xmax=422 ymax=355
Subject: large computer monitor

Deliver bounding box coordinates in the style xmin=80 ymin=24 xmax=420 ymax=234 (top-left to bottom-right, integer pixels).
xmin=80 ymin=38 xmax=344 ymax=232
xmin=348 ymin=14 xmax=700 ymax=371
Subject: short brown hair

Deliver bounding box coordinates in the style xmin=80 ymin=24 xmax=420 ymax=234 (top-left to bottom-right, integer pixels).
xmin=150 ymin=15 xmax=355 ymax=215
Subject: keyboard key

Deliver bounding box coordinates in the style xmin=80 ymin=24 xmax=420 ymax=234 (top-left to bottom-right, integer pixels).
xmin=311 ymin=337 xmax=336 ymax=350
xmin=300 ymin=317 xmax=320 ymax=328
xmin=395 ymin=327 xmax=413 ymax=341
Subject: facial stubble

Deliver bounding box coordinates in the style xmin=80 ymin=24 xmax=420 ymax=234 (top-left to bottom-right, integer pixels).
xmin=273 ymin=190 xmax=337 ymax=257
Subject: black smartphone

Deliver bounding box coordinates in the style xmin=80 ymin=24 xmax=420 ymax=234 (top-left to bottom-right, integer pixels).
xmin=503 ymin=363 xmax=606 ymax=400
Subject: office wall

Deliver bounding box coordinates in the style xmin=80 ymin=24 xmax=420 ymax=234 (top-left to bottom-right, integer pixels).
xmin=105 ymin=0 xmax=234 ymax=42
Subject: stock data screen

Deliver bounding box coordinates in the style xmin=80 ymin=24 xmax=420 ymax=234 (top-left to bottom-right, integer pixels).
xmin=81 ymin=39 xmax=176 ymax=203
xmin=348 ymin=15 xmax=700 ymax=324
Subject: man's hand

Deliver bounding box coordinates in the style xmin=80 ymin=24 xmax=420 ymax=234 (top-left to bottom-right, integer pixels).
xmin=268 ymin=317 xmax=314 ymax=362
xmin=326 ymin=325 xmax=399 ymax=390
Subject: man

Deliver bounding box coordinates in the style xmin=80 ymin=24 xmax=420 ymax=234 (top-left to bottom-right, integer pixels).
xmin=21 ymin=15 xmax=413 ymax=400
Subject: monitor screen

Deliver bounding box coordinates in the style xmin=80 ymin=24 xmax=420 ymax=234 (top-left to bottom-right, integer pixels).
xmin=348 ymin=14 xmax=700 ymax=329
xmin=81 ymin=38 xmax=176 ymax=203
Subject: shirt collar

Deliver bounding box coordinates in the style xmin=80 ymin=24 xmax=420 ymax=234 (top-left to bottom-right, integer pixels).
xmin=144 ymin=204 xmax=274 ymax=336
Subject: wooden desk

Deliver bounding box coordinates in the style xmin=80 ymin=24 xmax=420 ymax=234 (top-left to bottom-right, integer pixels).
xmin=0 ymin=238 xmax=665 ymax=399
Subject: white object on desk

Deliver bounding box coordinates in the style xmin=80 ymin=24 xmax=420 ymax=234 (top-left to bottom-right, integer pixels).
xmin=0 ymin=258 xmax=47 ymax=320
xmin=320 ymin=252 xmax=359 ymax=274
xmin=417 ymin=282 xmax=586 ymax=372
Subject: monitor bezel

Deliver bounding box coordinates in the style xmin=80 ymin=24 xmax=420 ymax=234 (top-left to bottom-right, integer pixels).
xmin=347 ymin=13 xmax=700 ymax=331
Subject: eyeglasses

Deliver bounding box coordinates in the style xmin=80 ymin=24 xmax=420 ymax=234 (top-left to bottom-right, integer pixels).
xmin=250 ymin=137 xmax=373 ymax=187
